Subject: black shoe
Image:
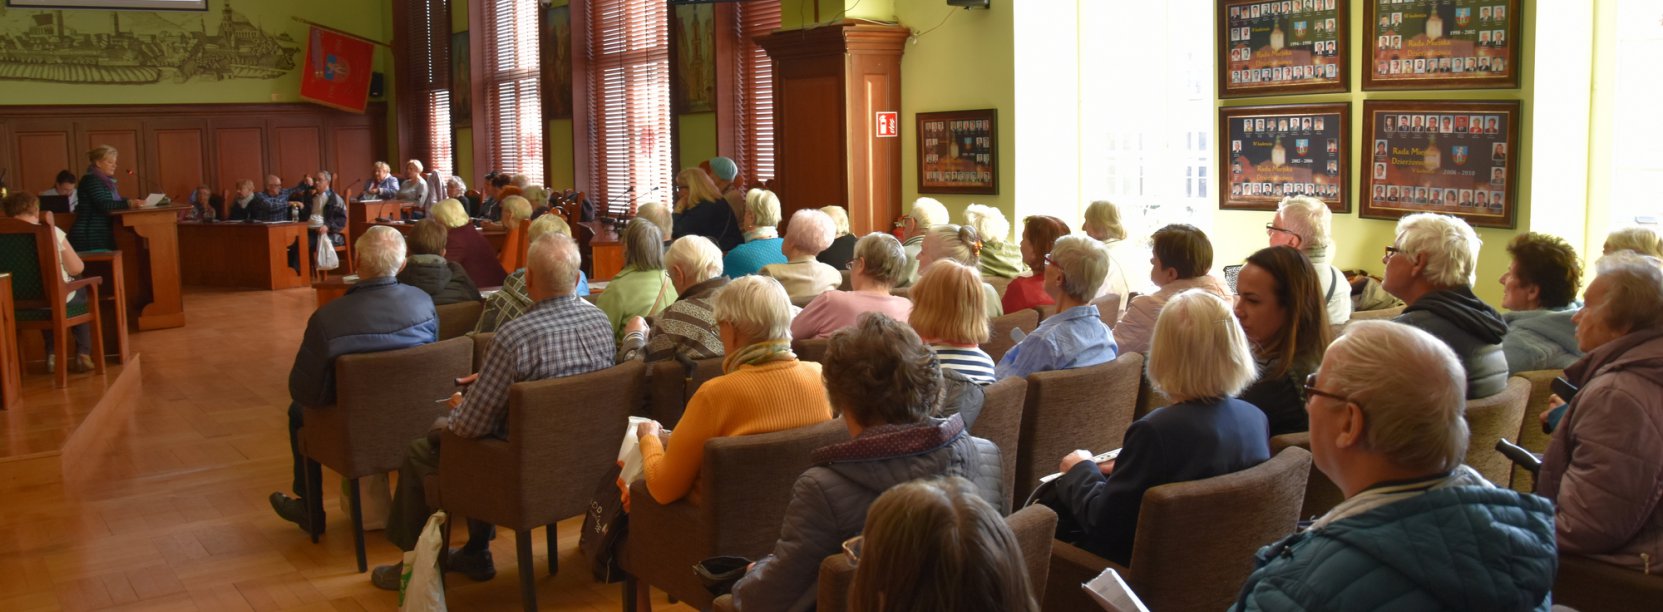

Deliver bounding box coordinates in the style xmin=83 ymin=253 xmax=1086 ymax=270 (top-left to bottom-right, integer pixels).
xmin=370 ymin=563 xmax=404 ymax=591
xmin=269 ymin=492 xmax=324 ymax=536
xmin=444 ymin=547 xmax=496 ymax=582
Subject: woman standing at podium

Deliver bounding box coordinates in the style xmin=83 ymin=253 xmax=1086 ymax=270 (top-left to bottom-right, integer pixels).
xmin=68 ymin=145 xmax=142 ymax=252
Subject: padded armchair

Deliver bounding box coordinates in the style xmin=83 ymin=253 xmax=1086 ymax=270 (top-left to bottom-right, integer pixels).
xmin=808 ymin=503 xmax=1059 ymax=612
xmin=1510 ymin=369 xmax=1562 ymax=492
xmin=1269 ymin=432 xmax=1343 ymax=520
xmin=1463 ymin=376 xmax=1531 ymax=486
xmin=624 ymin=419 xmax=849 ymax=610
xmin=791 ymin=337 xmax=830 ymax=363
xmin=970 ymin=376 xmax=1028 ymax=513
xmin=1045 ymin=447 xmax=1311 ymax=612
xmin=1014 ymin=353 xmax=1144 ymax=499
xmin=983 ymin=308 xmax=1040 ymax=363
xmin=1555 ymin=554 xmax=1663 ymax=612
xmin=471 ymin=331 xmax=493 ymax=368
xmin=298 ymin=336 xmax=474 ymax=572
xmin=435 ymin=300 xmax=484 ymax=340
xmin=1092 ymin=293 xmax=1123 ymax=329
xmin=0 ymin=216 xmax=106 ymax=388
xmin=433 ymin=360 xmax=647 ymax=612
xmin=643 ymin=356 xmax=724 ymax=428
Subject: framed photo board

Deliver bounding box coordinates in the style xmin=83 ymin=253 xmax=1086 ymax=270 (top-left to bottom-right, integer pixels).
xmin=1363 ymin=0 xmax=1521 ymax=90
xmin=917 ymin=109 xmax=998 ymax=195
xmin=1220 ymin=103 xmax=1350 ymax=212
xmin=1218 ymin=0 xmax=1349 ymax=98
xmin=1360 ymin=100 xmax=1519 ymax=228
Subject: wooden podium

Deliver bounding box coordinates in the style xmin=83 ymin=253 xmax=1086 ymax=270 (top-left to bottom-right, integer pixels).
xmin=179 ymin=221 xmax=313 ymax=290
xmin=758 ymin=22 xmax=907 ymax=236
xmin=63 ymin=205 xmax=186 ymax=331
xmin=350 ymin=200 xmax=411 ymax=248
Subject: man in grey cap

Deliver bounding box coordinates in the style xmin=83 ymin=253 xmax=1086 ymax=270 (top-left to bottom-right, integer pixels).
xmin=708 ymin=156 xmax=746 ymax=218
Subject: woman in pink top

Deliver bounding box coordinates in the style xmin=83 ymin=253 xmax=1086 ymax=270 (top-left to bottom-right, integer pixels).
xmin=791 ymin=232 xmax=912 ymax=339
xmin=1112 ymin=223 xmax=1231 ymax=355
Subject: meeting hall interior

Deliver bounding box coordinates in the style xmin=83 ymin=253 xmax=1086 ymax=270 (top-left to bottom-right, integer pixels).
xmin=1 ymin=0 xmax=1661 ymax=610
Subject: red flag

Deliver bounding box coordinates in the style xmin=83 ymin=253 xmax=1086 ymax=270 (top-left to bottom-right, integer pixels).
xmin=300 ymin=26 xmax=374 ymax=113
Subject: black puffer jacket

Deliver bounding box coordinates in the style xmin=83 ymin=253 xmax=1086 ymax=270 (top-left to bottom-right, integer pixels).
xmin=397 ymin=254 xmax=482 ymax=306
xmin=1396 ymin=286 xmax=1509 ymax=398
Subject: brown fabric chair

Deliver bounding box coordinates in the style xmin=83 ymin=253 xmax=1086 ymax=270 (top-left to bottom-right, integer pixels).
xmin=970 ymin=376 xmax=1028 ymax=513
xmin=624 ymin=419 xmax=849 ymax=609
xmin=1464 ymin=376 xmax=1531 ymax=486
xmin=1510 ymin=369 xmax=1562 ymax=492
xmin=433 ymin=360 xmax=647 ymax=612
xmin=986 ymin=274 xmax=1014 ymax=300
xmin=792 ymin=337 xmax=830 ymax=363
xmin=1269 ymin=432 xmax=1343 ymax=520
xmin=1035 ymin=304 xmax=1057 ymax=321
xmin=1133 ymin=370 xmax=1160 ymax=421
xmin=472 ymin=332 xmax=493 ymax=369
xmin=435 ymin=300 xmax=484 ymax=341
xmin=298 ymin=336 xmax=474 ymax=572
xmin=983 ymin=308 xmax=1040 ymax=363
xmin=1555 ymin=554 xmax=1663 ymax=612
xmin=1092 ymin=293 xmax=1123 ymax=329
xmin=807 ymin=503 xmax=1059 ymax=612
xmin=1045 ymin=447 xmax=1312 ymax=612
xmin=0 ymin=216 xmax=106 ymax=388
xmin=837 ymin=269 xmax=851 ymax=291
xmin=1014 ymin=353 xmax=1144 ymax=499
xmin=643 ymin=356 xmax=724 ymax=428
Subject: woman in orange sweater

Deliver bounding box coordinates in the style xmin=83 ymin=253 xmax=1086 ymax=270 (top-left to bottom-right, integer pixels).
xmin=635 ymin=275 xmax=834 ymax=505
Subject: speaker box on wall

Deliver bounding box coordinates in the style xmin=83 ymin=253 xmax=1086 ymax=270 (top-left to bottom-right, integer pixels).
xmin=370 ymin=72 xmax=385 ymax=98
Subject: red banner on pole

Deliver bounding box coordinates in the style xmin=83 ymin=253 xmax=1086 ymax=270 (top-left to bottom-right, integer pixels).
xmin=300 ymin=25 xmax=374 ymax=113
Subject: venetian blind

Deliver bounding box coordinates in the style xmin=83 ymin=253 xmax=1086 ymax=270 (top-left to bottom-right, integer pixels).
xmin=483 ymin=0 xmax=544 ymax=185
xmin=398 ymin=0 xmax=452 ymax=175
xmin=588 ymin=0 xmax=672 ymax=214
xmin=733 ymin=0 xmax=780 ymax=185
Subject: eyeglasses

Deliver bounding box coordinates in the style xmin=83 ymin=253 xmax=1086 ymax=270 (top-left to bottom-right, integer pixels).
xmin=841 ymin=534 xmax=863 ymax=565
xmin=1303 ymin=373 xmax=1352 ymax=405
xmin=1383 ymin=245 xmax=1403 ymax=260
xmin=1265 ymin=223 xmax=1296 ymax=236
xmin=1043 ymin=254 xmax=1058 ymax=268
xmin=845 ymin=257 xmax=863 ymax=271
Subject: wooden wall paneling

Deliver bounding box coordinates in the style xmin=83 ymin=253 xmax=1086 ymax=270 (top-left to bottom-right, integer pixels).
xmin=214 ymin=125 xmax=267 ymax=199
xmin=79 ymin=120 xmax=143 ymax=199
xmin=776 ymin=74 xmax=846 ymax=223
xmin=329 ymin=126 xmax=376 ymax=197
xmin=271 ymin=123 xmax=323 ymax=185
xmin=149 ymin=122 xmax=208 ymax=201
xmin=10 ymin=124 xmax=73 ymax=195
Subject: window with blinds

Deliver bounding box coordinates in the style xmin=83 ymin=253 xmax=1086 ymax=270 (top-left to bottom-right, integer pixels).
xmin=483 ymin=0 xmax=543 ymax=186
xmin=587 ymin=0 xmax=672 ymax=213
xmin=731 ymin=1 xmax=779 ymax=185
xmin=397 ymin=0 xmax=452 ymax=175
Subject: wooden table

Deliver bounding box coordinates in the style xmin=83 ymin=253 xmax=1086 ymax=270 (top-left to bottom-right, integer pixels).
xmin=178 ymin=221 xmax=313 ymax=290
xmin=0 ymin=274 xmax=19 ymax=410
xmin=62 ymin=205 xmax=187 ymax=331
xmin=580 ymin=221 xmax=625 ymax=281
xmin=313 ymin=276 xmax=355 ymax=309
xmin=79 ymin=252 xmax=131 ymax=364
xmin=350 ymin=200 xmax=412 ymax=247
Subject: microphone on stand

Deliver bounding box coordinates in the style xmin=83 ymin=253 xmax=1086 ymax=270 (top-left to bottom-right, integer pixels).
xmin=602 ymin=186 xmax=635 ymax=225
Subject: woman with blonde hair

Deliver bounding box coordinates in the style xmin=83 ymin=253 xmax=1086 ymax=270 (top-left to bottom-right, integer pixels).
xmin=816 ymin=205 xmax=858 ymax=270
xmin=965 ymin=204 xmax=1022 ymax=279
xmin=67 ymin=145 xmax=142 ymax=251
xmin=918 ymin=224 xmax=1004 ymax=317
xmin=672 ymin=167 xmax=742 ymax=251
xmin=1082 ymin=200 xmax=1153 ymax=304
xmin=793 ymin=232 xmax=912 ymax=339
xmin=1603 ymin=226 xmax=1663 ymax=258
xmin=850 ymin=477 xmax=1038 ymax=612
xmin=431 ymin=198 xmax=507 ymax=287
xmin=597 ymin=218 xmax=679 ymax=340
xmin=723 ymin=188 xmax=787 ymax=278
xmin=909 ymin=260 xmax=995 ymax=425
xmin=1042 ymin=289 xmax=1268 ymax=566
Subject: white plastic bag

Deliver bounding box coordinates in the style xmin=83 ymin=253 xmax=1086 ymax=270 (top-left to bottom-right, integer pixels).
xmin=399 ymin=510 xmax=448 ymax=612
xmin=619 ymin=416 xmax=654 ymax=484
xmin=340 ymin=473 xmax=391 ymax=531
xmin=316 ymin=232 xmax=340 ymax=271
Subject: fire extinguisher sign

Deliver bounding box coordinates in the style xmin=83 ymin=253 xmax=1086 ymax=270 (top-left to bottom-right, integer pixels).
xmin=876 ymin=111 xmax=899 ymax=138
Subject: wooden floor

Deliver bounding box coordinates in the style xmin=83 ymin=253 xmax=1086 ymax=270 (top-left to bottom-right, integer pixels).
xmin=0 ymin=287 xmax=689 ymax=611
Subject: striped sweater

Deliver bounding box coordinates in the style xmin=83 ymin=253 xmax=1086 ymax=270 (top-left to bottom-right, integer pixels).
xmin=643 ymin=277 xmax=728 ymax=363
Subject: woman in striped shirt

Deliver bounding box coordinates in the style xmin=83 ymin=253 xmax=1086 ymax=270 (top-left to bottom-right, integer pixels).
xmin=911 ymin=260 xmax=996 ymax=385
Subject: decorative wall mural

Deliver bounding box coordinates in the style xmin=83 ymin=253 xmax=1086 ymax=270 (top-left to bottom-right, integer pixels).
xmin=541 ymin=5 xmax=571 ymax=119
xmin=674 ymin=3 xmax=713 ymax=113
xmin=0 ymin=0 xmax=299 ymax=85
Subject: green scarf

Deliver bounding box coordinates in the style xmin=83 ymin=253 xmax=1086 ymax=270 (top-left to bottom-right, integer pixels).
xmin=722 ymin=339 xmax=797 ymax=374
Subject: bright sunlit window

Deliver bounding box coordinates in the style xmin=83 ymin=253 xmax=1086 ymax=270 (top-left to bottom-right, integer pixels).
xmin=1607 ymin=1 xmax=1663 ymax=227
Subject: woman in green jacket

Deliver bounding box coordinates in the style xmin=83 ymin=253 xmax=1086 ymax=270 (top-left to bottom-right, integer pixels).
xmin=68 ymin=145 xmax=142 ymax=251
xmin=596 ymin=218 xmax=678 ymax=341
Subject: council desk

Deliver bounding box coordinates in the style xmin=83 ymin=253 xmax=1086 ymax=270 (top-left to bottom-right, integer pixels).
xmin=178 ymin=221 xmax=313 ymax=290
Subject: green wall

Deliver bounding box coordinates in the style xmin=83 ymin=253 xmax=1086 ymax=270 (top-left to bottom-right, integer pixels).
xmin=677 ymin=111 xmax=717 ymax=181
xmin=0 ymin=0 xmax=393 ymax=106
xmin=1214 ymin=1 xmax=1540 ymax=306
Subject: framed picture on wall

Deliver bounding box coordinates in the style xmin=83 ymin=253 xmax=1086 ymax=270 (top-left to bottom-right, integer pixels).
xmin=1363 ymin=0 xmax=1521 ymax=90
xmin=1217 ymin=0 xmax=1349 ymax=98
xmin=541 ymin=4 xmax=574 ymax=119
xmin=1220 ymin=103 xmax=1350 ymax=213
xmin=451 ymin=31 xmax=471 ymax=126
xmin=917 ymin=109 xmax=998 ymax=195
xmin=1359 ymin=100 xmax=1519 ymax=228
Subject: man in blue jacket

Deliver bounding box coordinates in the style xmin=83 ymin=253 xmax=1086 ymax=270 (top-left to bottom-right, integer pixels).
xmin=271 ymin=226 xmax=438 ymax=535
xmin=1233 ymin=321 xmax=1556 ymax=611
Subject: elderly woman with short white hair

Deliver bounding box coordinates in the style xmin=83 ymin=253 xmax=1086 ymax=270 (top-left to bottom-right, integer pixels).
xmin=723 ymin=188 xmax=787 ymax=278
xmin=397 ymin=159 xmax=428 ymax=210
xmin=995 ymin=235 xmax=1117 ymax=380
xmin=1236 ymin=321 xmax=1555 ymax=610
xmin=636 ymin=201 xmax=674 ymax=250
xmin=430 ymin=198 xmax=507 ymax=287
xmin=1383 ymin=212 xmax=1508 ymax=398
xmin=792 ymin=232 xmax=913 ymax=339
xmin=965 ymin=204 xmax=1022 ymax=279
xmin=1043 ymin=289 xmax=1267 ymax=567
xmin=899 ymin=197 xmax=950 ymax=286
xmin=762 ymin=208 xmax=843 ymax=300
xmin=1536 ymin=251 xmax=1663 ymax=572
xmin=618 ymin=235 xmax=730 ymax=362
xmin=1270 ymin=195 xmax=1350 ymax=324
xmin=815 ymin=205 xmax=858 ymax=270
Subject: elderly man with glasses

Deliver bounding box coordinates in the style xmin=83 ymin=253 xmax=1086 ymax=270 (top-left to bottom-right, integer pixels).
xmin=1267 ymin=195 xmax=1350 ymax=324
xmin=1380 ymin=212 xmax=1509 ymax=398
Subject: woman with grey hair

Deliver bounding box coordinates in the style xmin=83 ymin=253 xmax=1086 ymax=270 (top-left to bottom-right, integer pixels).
xmin=596 ymin=218 xmax=678 ymax=341
xmin=1235 ymin=321 xmax=1554 ymax=610
xmin=791 ymin=232 xmax=913 ymax=339
xmin=762 ymin=208 xmax=843 ymax=300
xmin=1536 ymin=251 xmax=1663 ymax=572
xmin=995 ymin=236 xmax=1119 ymax=380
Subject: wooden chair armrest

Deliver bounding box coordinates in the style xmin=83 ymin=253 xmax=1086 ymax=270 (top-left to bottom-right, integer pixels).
xmin=64 ymin=277 xmax=102 ymax=292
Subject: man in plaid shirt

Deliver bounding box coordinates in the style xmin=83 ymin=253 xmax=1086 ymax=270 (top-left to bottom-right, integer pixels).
xmin=372 ymin=232 xmax=615 ymax=590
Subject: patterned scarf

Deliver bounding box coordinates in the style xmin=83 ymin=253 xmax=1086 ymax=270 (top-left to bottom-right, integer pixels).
xmin=722 ymin=339 xmax=796 ymax=374
xmin=743 ymin=226 xmax=779 ymax=242
xmin=86 ymin=163 xmax=119 ymax=199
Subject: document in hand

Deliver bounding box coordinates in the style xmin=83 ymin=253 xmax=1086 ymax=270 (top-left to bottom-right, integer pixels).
xmin=1084 ymin=567 xmax=1149 ymax=612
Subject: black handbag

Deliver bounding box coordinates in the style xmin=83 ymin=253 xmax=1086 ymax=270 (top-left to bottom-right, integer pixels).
xmin=579 ymin=462 xmax=629 ymax=583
